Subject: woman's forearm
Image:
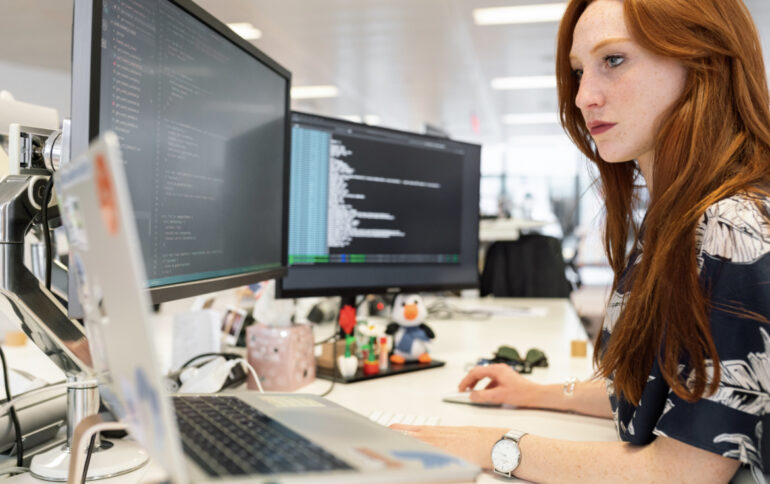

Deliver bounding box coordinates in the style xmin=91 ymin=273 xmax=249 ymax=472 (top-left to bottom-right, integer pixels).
xmin=393 ymin=424 xmax=739 ymax=483
xmin=514 ymin=434 xmax=739 ymax=484
xmin=524 ymin=380 xmax=612 ymax=418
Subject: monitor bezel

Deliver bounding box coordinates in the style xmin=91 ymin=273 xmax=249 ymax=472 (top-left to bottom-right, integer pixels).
xmin=70 ymin=0 xmax=291 ymax=307
xmin=276 ymin=111 xmax=481 ymax=299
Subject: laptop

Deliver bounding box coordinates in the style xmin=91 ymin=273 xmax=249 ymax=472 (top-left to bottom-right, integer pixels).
xmin=54 ymin=132 xmax=480 ymax=484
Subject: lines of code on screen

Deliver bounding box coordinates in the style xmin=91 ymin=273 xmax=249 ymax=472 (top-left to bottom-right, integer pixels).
xmin=99 ymin=0 xmax=286 ymax=287
xmin=289 ymin=120 xmax=463 ymax=266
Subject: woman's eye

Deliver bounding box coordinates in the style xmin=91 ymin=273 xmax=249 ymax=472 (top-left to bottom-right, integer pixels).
xmin=573 ymin=69 xmax=583 ymax=82
xmin=604 ymin=55 xmax=625 ymax=68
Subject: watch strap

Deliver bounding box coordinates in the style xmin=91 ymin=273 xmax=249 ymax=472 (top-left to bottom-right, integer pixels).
xmin=503 ymin=429 xmax=527 ymax=443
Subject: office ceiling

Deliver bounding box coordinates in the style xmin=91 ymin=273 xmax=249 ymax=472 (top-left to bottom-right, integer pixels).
xmin=2 ymin=0 xmax=769 ymax=147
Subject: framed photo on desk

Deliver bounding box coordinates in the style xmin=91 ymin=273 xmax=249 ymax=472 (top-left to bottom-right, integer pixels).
xmin=221 ymin=306 xmax=247 ymax=346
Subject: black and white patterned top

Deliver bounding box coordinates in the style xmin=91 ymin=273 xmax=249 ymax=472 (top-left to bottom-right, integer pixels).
xmin=602 ymin=192 xmax=770 ymax=483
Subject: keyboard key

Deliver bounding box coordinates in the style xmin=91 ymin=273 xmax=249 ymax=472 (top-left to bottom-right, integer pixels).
xmin=401 ymin=414 xmax=417 ymax=425
xmin=376 ymin=411 xmax=393 ymax=426
xmin=387 ymin=413 xmax=403 ymax=426
xmin=412 ymin=415 xmax=428 ymax=426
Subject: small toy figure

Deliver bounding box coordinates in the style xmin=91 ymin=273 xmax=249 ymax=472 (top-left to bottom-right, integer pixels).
xmin=386 ymin=294 xmax=434 ymax=364
xmin=338 ymin=305 xmax=357 ymax=337
xmin=378 ymin=336 xmax=389 ymax=371
xmin=336 ymin=335 xmax=358 ymax=379
xmin=336 ymin=304 xmax=361 ymax=379
xmin=357 ymin=321 xmax=386 ymax=375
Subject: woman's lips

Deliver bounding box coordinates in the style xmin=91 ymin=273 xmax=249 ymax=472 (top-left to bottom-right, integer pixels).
xmin=590 ymin=123 xmax=616 ymax=135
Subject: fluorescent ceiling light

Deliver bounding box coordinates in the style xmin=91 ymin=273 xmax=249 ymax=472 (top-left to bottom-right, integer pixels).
xmin=491 ymin=75 xmax=556 ymax=90
xmin=473 ymin=3 xmax=567 ymax=25
xmin=502 ymin=112 xmax=559 ymax=124
xmin=290 ymin=85 xmax=339 ymax=99
xmin=226 ymin=22 xmax=262 ymax=40
xmin=340 ymin=115 xmax=362 ymax=123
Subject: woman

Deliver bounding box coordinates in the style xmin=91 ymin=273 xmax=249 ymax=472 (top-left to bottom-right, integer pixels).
xmin=393 ymin=0 xmax=770 ymax=481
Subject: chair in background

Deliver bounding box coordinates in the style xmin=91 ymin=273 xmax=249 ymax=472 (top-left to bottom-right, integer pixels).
xmin=480 ymin=234 xmax=572 ymax=298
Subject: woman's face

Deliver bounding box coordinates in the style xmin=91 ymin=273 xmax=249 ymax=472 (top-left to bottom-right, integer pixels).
xmin=569 ymin=0 xmax=687 ymax=166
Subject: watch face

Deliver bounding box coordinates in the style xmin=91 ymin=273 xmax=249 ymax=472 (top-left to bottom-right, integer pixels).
xmin=492 ymin=438 xmax=521 ymax=473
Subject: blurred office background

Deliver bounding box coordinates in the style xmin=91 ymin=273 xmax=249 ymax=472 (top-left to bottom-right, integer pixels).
xmin=2 ymin=0 xmax=769 ymax=328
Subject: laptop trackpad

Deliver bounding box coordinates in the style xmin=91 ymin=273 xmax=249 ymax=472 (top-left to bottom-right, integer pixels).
xmin=277 ymin=408 xmax=391 ymax=442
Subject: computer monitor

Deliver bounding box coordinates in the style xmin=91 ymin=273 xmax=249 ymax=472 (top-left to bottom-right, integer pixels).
xmin=277 ymin=112 xmax=481 ymax=299
xmin=70 ymin=0 xmax=290 ymax=313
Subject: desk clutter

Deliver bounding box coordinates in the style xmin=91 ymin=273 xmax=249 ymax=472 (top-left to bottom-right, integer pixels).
xmin=168 ymin=290 xmax=452 ymax=392
xmin=315 ymin=294 xmax=445 ymax=383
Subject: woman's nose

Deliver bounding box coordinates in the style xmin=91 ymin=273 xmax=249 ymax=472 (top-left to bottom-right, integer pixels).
xmin=575 ymin=71 xmax=604 ymax=110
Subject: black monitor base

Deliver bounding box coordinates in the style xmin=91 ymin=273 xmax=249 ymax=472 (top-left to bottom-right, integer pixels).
xmin=316 ymin=359 xmax=445 ymax=383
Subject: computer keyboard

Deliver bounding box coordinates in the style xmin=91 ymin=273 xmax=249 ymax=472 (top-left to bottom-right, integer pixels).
xmin=368 ymin=410 xmax=441 ymax=427
xmin=173 ymin=396 xmax=353 ymax=477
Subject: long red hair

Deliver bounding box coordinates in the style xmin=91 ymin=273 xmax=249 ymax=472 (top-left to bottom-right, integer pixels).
xmin=556 ymin=0 xmax=770 ymax=404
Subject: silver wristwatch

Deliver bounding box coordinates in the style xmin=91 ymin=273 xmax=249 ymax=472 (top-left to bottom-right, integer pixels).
xmin=491 ymin=429 xmax=527 ymax=478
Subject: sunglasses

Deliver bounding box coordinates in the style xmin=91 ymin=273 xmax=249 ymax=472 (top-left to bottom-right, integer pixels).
xmin=479 ymin=345 xmax=549 ymax=374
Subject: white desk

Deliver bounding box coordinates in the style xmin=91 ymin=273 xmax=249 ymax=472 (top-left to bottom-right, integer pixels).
xmin=304 ymin=297 xmax=617 ymax=483
xmin=6 ymin=297 xmax=617 ymax=483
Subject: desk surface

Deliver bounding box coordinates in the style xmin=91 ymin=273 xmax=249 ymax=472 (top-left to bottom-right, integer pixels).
xmin=7 ymin=297 xmax=617 ymax=484
xmin=304 ymin=298 xmax=617 ymax=483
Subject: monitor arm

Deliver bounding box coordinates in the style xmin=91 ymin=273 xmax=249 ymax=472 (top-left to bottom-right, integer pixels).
xmin=0 ymin=126 xmax=147 ymax=480
xmin=0 ymin=174 xmax=91 ymax=377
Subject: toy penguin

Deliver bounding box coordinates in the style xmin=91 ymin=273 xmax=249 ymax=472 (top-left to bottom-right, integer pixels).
xmin=386 ymin=294 xmax=434 ymax=364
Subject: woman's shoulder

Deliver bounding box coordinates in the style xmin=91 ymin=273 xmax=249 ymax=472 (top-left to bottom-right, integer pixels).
xmin=696 ymin=190 xmax=770 ymax=265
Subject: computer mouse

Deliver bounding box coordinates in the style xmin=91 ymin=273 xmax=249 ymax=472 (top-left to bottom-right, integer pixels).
xmin=441 ymin=391 xmax=502 ymax=407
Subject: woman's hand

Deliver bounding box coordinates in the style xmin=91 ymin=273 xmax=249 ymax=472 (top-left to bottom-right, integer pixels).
xmin=389 ymin=424 xmax=504 ymax=469
xmin=458 ymin=363 xmax=542 ymax=407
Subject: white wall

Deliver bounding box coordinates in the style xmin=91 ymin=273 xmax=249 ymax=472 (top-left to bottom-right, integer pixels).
xmin=0 ymin=60 xmax=70 ymax=118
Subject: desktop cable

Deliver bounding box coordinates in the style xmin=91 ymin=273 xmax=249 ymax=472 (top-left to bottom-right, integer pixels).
xmin=81 ymin=433 xmax=97 ymax=484
xmin=41 ymin=176 xmax=54 ymax=291
xmin=0 ymin=346 xmax=24 ymax=467
xmin=319 ymin=319 xmax=341 ymax=398
xmin=179 ymin=351 xmax=242 ymax=370
xmin=232 ymin=359 xmax=263 ymax=393
xmin=174 ymin=355 xmax=264 ymax=394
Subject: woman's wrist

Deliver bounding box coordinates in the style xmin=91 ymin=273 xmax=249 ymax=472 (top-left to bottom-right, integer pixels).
xmin=522 ymin=382 xmax=574 ymax=412
xmin=515 ymin=381 xmax=549 ymax=409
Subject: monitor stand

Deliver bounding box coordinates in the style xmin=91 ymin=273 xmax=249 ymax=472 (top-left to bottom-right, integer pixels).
xmin=319 ymin=294 xmax=445 ymax=383
xmin=28 ymin=377 xmax=148 ymax=481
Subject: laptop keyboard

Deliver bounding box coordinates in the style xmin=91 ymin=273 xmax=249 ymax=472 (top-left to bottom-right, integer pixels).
xmin=173 ymin=395 xmax=354 ymax=477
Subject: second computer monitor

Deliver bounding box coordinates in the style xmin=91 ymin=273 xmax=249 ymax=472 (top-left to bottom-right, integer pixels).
xmin=278 ymin=112 xmax=481 ymax=298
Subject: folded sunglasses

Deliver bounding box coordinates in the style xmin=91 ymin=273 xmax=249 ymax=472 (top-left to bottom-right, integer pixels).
xmin=478 ymin=345 xmax=549 ymax=374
